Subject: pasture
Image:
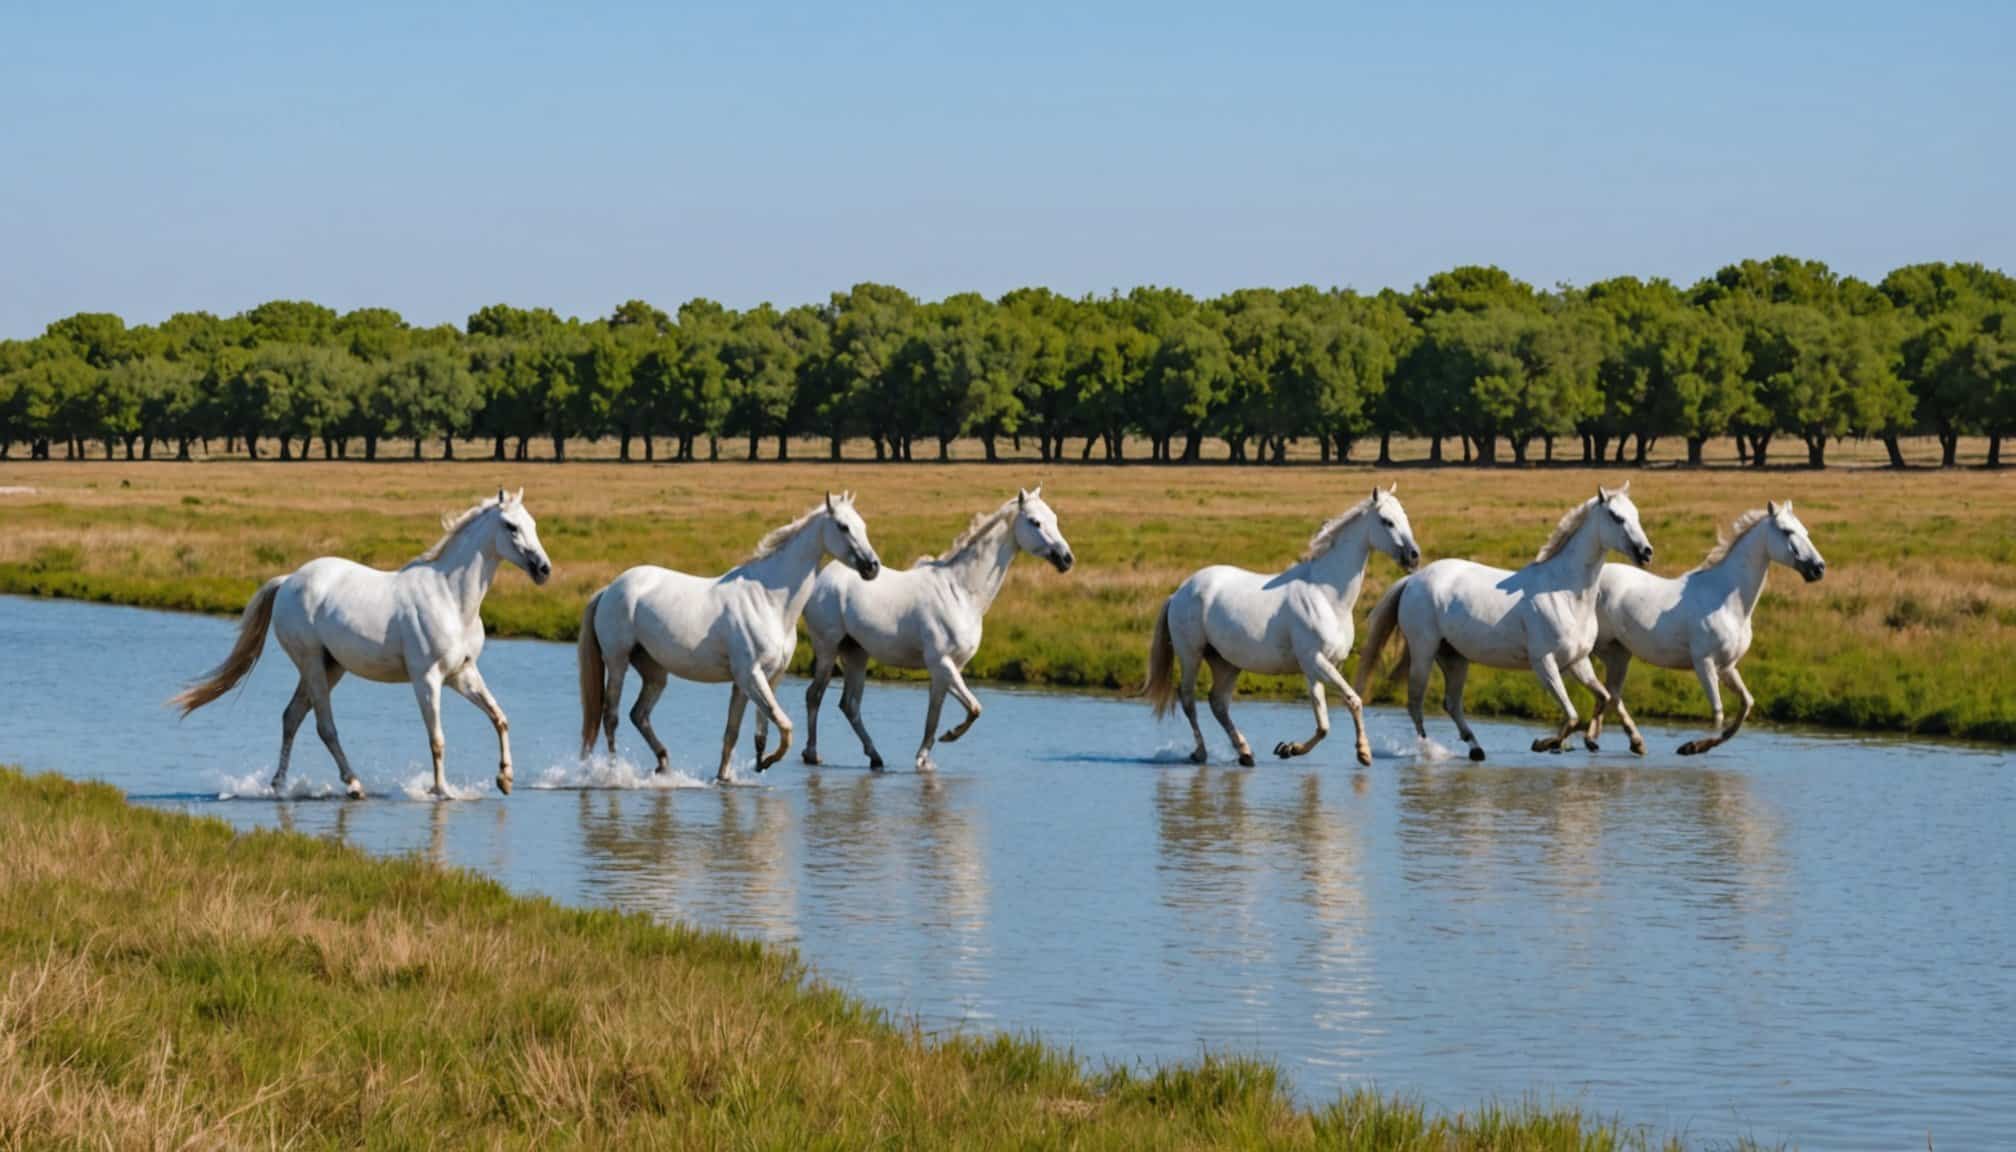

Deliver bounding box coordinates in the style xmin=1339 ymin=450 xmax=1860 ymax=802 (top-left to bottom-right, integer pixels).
xmin=1 ymin=456 xmax=2013 ymax=741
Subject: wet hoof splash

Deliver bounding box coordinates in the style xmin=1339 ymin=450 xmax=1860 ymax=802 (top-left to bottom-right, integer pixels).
xmin=1237 ymin=752 xmax=1257 ymax=768
xmin=1468 ymin=746 xmax=1487 ymax=762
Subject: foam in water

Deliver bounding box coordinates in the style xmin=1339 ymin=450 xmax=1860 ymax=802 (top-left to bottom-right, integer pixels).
xmin=528 ymin=752 xmax=709 ymax=791
xmin=1374 ymin=733 xmax=1457 ymax=763
xmin=213 ymin=769 xmax=341 ymax=801
xmin=397 ymin=772 xmax=492 ymax=801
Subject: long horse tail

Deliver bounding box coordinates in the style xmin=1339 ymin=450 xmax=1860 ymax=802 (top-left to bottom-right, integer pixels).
xmin=170 ymin=577 xmax=283 ymax=716
xmin=1144 ymin=599 xmax=1179 ymax=719
xmin=577 ymin=589 xmax=607 ymax=757
xmin=1355 ymin=576 xmax=1411 ymax=698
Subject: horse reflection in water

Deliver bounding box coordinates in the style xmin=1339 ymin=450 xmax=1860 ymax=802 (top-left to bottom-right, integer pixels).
xmin=801 ymin=773 xmax=990 ymax=968
xmin=572 ymin=789 xmax=797 ymax=941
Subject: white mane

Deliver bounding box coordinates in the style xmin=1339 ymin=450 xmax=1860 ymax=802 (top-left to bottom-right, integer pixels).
xmin=1534 ymin=498 xmax=1598 ymax=563
xmin=405 ymin=497 xmax=501 ymax=568
xmin=1698 ymin=506 xmax=1777 ymax=569
xmin=749 ymin=503 xmax=831 ymax=562
xmin=914 ymin=500 xmax=1017 ymax=568
xmin=1299 ymin=496 xmax=1379 ymax=563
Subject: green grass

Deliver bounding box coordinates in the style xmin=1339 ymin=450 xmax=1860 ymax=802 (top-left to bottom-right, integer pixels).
xmin=3 ymin=459 xmax=2013 ymax=743
xmin=0 ymin=767 xmax=1769 ymax=1149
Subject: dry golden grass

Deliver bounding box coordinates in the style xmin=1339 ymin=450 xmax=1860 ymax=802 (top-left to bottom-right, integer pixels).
xmin=2 ymin=453 xmax=2012 ymax=740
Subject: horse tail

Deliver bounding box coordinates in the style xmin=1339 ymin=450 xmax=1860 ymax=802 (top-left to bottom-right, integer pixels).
xmin=1144 ymin=599 xmax=1179 ymax=719
xmin=170 ymin=577 xmax=282 ymax=716
xmin=1355 ymin=576 xmax=1411 ymax=698
xmin=577 ymin=589 xmax=607 ymax=757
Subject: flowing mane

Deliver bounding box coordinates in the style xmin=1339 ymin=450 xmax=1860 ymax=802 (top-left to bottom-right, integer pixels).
xmin=914 ymin=500 xmax=1016 ymax=567
xmin=405 ymin=496 xmax=501 ymax=568
xmin=1299 ymin=496 xmax=1378 ymax=562
xmin=1698 ymin=507 xmax=1774 ymax=569
xmin=1534 ymin=498 xmax=1598 ymax=563
xmin=748 ymin=502 xmax=829 ymax=562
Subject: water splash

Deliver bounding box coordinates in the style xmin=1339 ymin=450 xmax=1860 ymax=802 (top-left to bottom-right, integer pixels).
xmin=528 ymin=752 xmax=708 ymax=791
xmin=397 ymin=772 xmax=492 ymax=801
xmin=1374 ymin=733 xmax=1456 ymax=763
xmin=213 ymin=770 xmax=340 ymax=801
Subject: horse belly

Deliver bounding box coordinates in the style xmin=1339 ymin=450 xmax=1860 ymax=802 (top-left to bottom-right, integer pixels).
xmin=1203 ymin=604 xmax=1296 ymax=675
xmin=1438 ymin=606 xmax=1529 ymax=669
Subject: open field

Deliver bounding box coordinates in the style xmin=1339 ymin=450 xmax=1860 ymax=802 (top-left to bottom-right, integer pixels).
xmin=0 ymin=767 xmax=1740 ymax=1149
xmin=2 ymin=457 xmax=2013 ymax=742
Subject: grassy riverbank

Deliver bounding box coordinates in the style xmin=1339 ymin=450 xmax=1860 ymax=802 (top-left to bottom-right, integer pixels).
xmin=1 ymin=460 xmax=2012 ymax=742
xmin=0 ymin=767 xmax=1737 ymax=1149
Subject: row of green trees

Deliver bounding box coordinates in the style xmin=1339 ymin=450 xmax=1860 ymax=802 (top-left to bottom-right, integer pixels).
xmin=4 ymin=258 xmax=2012 ymax=467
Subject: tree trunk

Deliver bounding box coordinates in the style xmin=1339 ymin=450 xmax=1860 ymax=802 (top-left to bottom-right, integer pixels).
xmin=1183 ymin=431 xmax=1202 ymax=462
xmin=707 ymin=435 xmax=719 ymax=461
xmin=1883 ymin=433 xmax=1906 ymax=469
xmin=176 ymin=437 xmax=192 ymax=461
xmin=1988 ymin=433 xmax=2003 ymax=469
xmin=411 ymin=437 xmax=423 ymax=460
xmin=643 ymin=435 xmax=654 ymax=462
xmin=829 ymin=433 xmax=843 ymax=461
xmin=443 ymin=434 xmax=457 ymax=460
xmin=1939 ymin=428 xmax=1959 ymax=468
xmin=1334 ymin=433 xmax=1353 ymax=463
xmin=982 ymin=434 xmax=998 ymax=461
xmin=1542 ymin=434 xmax=1554 ymax=463
xmin=1748 ymin=434 xmax=1771 ymax=469
xmin=1510 ymin=436 xmax=1529 ymax=464
xmin=553 ymin=435 xmax=568 ymax=462
xmin=1318 ymin=437 xmax=1331 ymax=463
xmin=1461 ymin=436 xmax=1473 ymax=464
xmin=1428 ymin=436 xmax=1443 ymax=465
xmin=1805 ymin=435 xmax=1827 ymax=468
xmin=620 ymin=430 xmax=633 ymax=462
xmin=1686 ymin=437 xmax=1706 ymax=466
xmin=1733 ymin=435 xmax=1748 ymax=465
xmin=777 ymin=432 xmax=789 ymax=461
xmin=1378 ymin=432 xmax=1392 ymax=466
xmin=364 ymin=435 xmax=378 ymax=461
xmin=747 ymin=433 xmax=760 ymax=462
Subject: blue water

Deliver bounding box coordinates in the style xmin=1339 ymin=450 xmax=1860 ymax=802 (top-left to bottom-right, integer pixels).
xmin=1 ymin=595 xmax=2010 ymax=1150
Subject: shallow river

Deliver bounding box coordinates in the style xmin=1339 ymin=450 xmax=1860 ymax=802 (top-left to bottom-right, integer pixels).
xmin=1 ymin=595 xmax=2009 ymax=1149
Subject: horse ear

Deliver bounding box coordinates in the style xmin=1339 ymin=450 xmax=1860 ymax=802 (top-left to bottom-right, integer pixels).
xmin=514 ymin=487 xmax=525 ymax=505
xmin=826 ymin=492 xmax=836 ymax=512
xmin=496 ymin=487 xmax=508 ymax=504
xmin=1369 ymin=487 xmax=1380 ymax=504
xmin=1767 ymin=500 xmax=1780 ymax=516
xmin=1388 ymin=481 xmax=1398 ymax=494
xmin=1598 ymin=485 xmax=1612 ymax=502
xmin=1018 ymin=488 xmax=1028 ymax=507
xmin=1619 ymin=480 xmax=1631 ymax=494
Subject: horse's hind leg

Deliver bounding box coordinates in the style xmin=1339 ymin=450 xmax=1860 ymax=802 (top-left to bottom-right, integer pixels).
xmin=1177 ymin=648 xmax=1207 ymax=764
xmin=273 ymin=679 xmax=313 ymax=791
xmin=413 ymin=669 xmax=449 ymax=798
xmin=1718 ymin=664 xmax=1755 ymax=747
xmin=1565 ymin=657 xmax=1612 ymax=752
xmin=1406 ymin=642 xmax=1436 ymax=745
xmin=1204 ymin=653 xmax=1254 ymax=767
xmin=753 ymin=669 xmax=786 ymax=763
xmin=302 ymin=657 xmax=361 ymax=798
xmin=803 ymin=644 xmax=838 ymax=765
xmin=1676 ymin=655 xmax=1726 ymax=756
xmin=937 ymin=662 xmax=983 ymax=744
xmin=837 ymin=642 xmax=885 ymax=770
xmin=916 ymin=663 xmax=952 ymax=772
xmin=1529 ymin=652 xmax=1580 ymax=754
xmin=1594 ymin=643 xmax=1645 ymax=755
xmin=629 ymin=651 xmax=672 ymax=774
xmin=1436 ymin=650 xmax=1485 ymax=762
xmin=600 ymin=645 xmax=632 ymax=759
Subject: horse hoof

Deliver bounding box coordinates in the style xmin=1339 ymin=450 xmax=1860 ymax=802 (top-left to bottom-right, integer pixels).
xmin=1468 ymin=746 xmax=1487 ymax=763
xmin=496 ymin=774 xmax=512 ymax=796
xmin=1583 ymin=737 xmax=1600 ymax=752
xmin=868 ymin=756 xmax=886 ymax=772
xmin=1189 ymin=748 xmax=1209 ymax=765
xmin=802 ymin=750 xmax=821 ymax=766
xmin=1629 ymin=740 xmax=1646 ymax=756
xmin=346 ymin=780 xmax=365 ymax=799
xmin=1677 ymin=741 xmax=1706 ymax=757
xmin=1531 ymin=738 xmax=1552 ymax=753
xmin=940 ymin=729 xmax=961 ymax=743
xmin=1356 ymin=746 xmax=1373 ymax=767
xmin=1237 ymin=752 xmax=1256 ymax=768
xmin=1273 ymin=742 xmax=1295 ymax=759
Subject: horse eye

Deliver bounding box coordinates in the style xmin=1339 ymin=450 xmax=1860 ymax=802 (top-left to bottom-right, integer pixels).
xmin=1380 ymin=517 xmax=1394 ymax=528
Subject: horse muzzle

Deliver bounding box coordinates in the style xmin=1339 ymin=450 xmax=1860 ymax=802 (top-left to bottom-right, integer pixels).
xmin=529 ymin=559 xmax=553 ymax=585
xmin=856 ymin=557 xmax=883 ymax=581
xmin=1401 ymin=547 xmax=1421 ymax=572
xmin=1633 ymin=545 xmax=1655 ymax=567
xmin=1801 ymin=560 xmax=1826 ymax=583
xmin=1049 ymin=550 xmax=1075 ymax=574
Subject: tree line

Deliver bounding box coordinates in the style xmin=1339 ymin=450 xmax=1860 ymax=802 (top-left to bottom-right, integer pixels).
xmin=3 ymin=258 xmax=2012 ymax=468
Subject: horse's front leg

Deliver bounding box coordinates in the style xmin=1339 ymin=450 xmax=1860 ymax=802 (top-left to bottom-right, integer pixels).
xmin=1565 ymin=657 xmax=1611 ymax=752
xmin=803 ymin=646 xmax=837 ymax=766
xmin=1529 ymin=652 xmax=1579 ymax=753
xmin=1677 ymin=655 xmax=1725 ymax=756
xmin=447 ymin=663 xmax=512 ymax=795
xmin=717 ymin=686 xmax=749 ymax=782
xmin=1205 ymin=653 xmax=1255 ymax=767
xmin=916 ymin=666 xmax=951 ymax=772
xmin=743 ymin=668 xmax=793 ymax=774
xmin=936 ymin=662 xmax=983 ymax=744
xmin=1719 ymin=664 xmax=1755 ymax=745
xmin=413 ymin=669 xmax=449 ymax=797
xmin=1595 ymin=644 xmax=1646 ymax=755
xmin=274 ymin=678 xmax=312 ymax=791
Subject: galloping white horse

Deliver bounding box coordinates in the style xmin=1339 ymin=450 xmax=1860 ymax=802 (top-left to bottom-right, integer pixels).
xmin=1591 ymin=501 xmax=1826 ymax=756
xmin=171 ymin=489 xmax=553 ymax=798
xmin=802 ymin=488 xmax=1075 ymax=772
xmin=1357 ymin=486 xmax=1654 ymax=760
xmin=1145 ymin=486 xmax=1421 ymax=767
xmin=578 ymin=493 xmax=882 ymax=781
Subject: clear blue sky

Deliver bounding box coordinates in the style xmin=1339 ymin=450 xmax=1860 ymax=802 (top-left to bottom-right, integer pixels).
xmin=3 ymin=0 xmax=2009 ymax=338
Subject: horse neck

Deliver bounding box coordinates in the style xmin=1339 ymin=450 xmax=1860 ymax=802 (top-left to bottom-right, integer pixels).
xmin=734 ymin=516 xmax=830 ymax=621
xmin=1533 ymin=510 xmax=1610 ymax=593
xmin=1709 ymin=525 xmax=1773 ymax=616
xmin=942 ymin=517 xmax=1020 ymax=613
xmin=1297 ymin=524 xmax=1372 ymax=608
xmin=424 ymin=518 xmax=500 ymax=617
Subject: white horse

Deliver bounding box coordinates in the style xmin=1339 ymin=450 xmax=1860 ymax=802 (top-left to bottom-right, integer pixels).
xmin=1591 ymin=501 xmax=1826 ymax=756
xmin=802 ymin=487 xmax=1075 ymax=772
xmin=171 ymin=489 xmax=554 ymax=798
xmin=1144 ymin=486 xmax=1421 ymax=767
xmin=578 ymin=493 xmax=882 ymax=782
xmin=1357 ymin=486 xmax=1654 ymax=761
